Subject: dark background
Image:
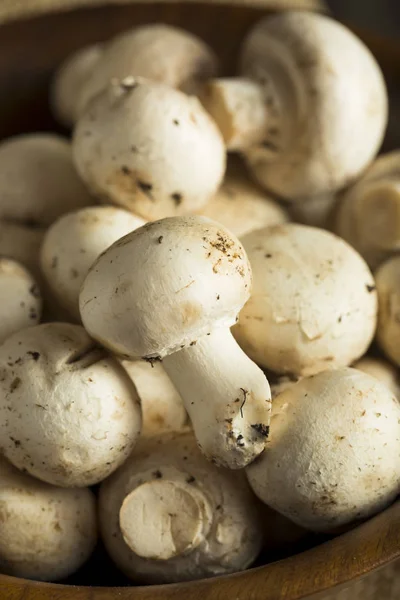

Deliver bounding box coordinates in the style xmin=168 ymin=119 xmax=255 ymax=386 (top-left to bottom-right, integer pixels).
xmin=327 ymin=1 xmax=400 ymax=38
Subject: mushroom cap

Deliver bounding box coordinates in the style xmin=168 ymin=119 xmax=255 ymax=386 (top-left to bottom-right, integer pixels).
xmin=354 ymin=356 xmax=400 ymax=399
xmin=335 ymin=151 xmax=400 ymax=270
xmin=99 ymin=430 xmax=263 ymax=583
xmin=376 ymin=255 xmax=400 ymax=366
xmin=0 ymin=456 xmax=97 ymax=581
xmin=77 ymin=24 xmax=218 ymax=117
xmin=241 ymin=12 xmax=387 ymax=200
xmin=73 ymin=78 xmax=226 ymax=221
xmin=51 ymin=43 xmax=104 ymax=127
xmin=234 ymin=223 xmax=377 ymax=376
xmin=200 ymin=158 xmax=288 ymax=237
xmin=0 ymin=322 xmax=142 ymax=487
xmin=80 ymin=216 xmax=251 ymax=359
xmin=121 ymin=359 xmax=187 ymax=436
xmin=0 ymin=258 xmax=42 ymax=344
xmin=246 ymin=368 xmax=400 ymax=532
xmin=0 ymin=133 xmax=93 ymax=226
xmin=41 ymin=205 xmax=145 ymax=321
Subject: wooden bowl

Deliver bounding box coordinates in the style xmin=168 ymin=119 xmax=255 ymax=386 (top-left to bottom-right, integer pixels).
xmin=0 ymin=3 xmax=400 ymax=599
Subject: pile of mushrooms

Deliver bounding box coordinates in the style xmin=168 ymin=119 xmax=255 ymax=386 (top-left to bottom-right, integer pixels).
xmin=0 ymin=9 xmax=400 ymax=588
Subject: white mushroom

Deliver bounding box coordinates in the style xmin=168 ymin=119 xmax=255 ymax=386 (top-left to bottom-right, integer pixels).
xmin=73 ymin=77 xmax=226 ymax=221
xmin=0 ymin=133 xmax=93 ymax=276
xmin=335 ymin=150 xmax=400 ymax=270
xmin=80 ymin=216 xmax=271 ymax=469
xmin=51 ymin=43 xmax=104 ymax=127
xmin=0 ymin=258 xmax=42 ymax=344
xmin=234 ymin=224 xmax=377 ymax=376
xmin=246 ymin=368 xmax=400 ymax=532
xmin=0 ymin=322 xmax=142 ymax=487
xmin=375 ymin=255 xmax=400 ymax=366
xmin=41 ymin=205 xmax=145 ymax=321
xmin=354 ymin=356 xmax=400 ymax=399
xmin=270 ymin=375 xmax=301 ymax=400
xmin=200 ymin=11 xmax=387 ymax=201
xmin=99 ymin=429 xmax=263 ymax=583
xmin=77 ymin=24 xmax=218 ymax=119
xmin=200 ymin=158 xmax=288 ymax=237
xmin=121 ymin=359 xmax=187 ymax=436
xmin=0 ymin=456 xmax=97 ymax=581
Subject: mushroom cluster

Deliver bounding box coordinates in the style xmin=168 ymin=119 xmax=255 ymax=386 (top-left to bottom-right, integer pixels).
xmin=0 ymin=9 xmax=399 ymax=588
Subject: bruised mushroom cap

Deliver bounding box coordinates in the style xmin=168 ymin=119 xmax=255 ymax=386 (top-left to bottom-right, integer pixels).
xmin=99 ymin=429 xmax=263 ymax=583
xmin=200 ymin=158 xmax=288 ymax=237
xmin=51 ymin=43 xmax=104 ymax=127
xmin=0 ymin=133 xmax=93 ymax=226
xmin=240 ymin=11 xmax=387 ymax=200
xmin=41 ymin=205 xmax=145 ymax=321
xmin=335 ymin=151 xmax=400 ymax=270
xmin=73 ymin=78 xmax=226 ymax=221
xmin=77 ymin=24 xmax=218 ymax=117
xmin=0 ymin=322 xmax=142 ymax=487
xmin=121 ymin=359 xmax=187 ymax=436
xmin=246 ymin=367 xmax=400 ymax=532
xmin=80 ymin=216 xmax=251 ymax=359
xmin=0 ymin=258 xmax=42 ymax=344
xmin=376 ymin=255 xmax=400 ymax=366
xmin=0 ymin=456 xmax=97 ymax=581
xmin=354 ymin=356 xmax=400 ymax=399
xmin=234 ymin=223 xmax=377 ymax=376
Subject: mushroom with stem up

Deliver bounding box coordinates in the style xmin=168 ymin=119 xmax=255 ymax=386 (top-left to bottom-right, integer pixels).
xmin=200 ymin=11 xmax=387 ymax=202
xmin=0 ymin=322 xmax=142 ymax=487
xmin=375 ymin=255 xmax=400 ymax=367
xmin=99 ymin=429 xmax=264 ymax=583
xmin=80 ymin=216 xmax=271 ymax=469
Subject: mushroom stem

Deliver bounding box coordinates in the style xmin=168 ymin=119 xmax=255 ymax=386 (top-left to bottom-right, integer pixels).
xmin=119 ymin=479 xmax=212 ymax=560
xmin=163 ymin=327 xmax=271 ymax=469
xmin=200 ymin=78 xmax=273 ymax=151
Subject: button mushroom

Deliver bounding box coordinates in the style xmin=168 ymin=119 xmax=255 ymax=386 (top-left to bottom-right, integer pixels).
xmin=200 ymin=11 xmax=387 ymax=201
xmin=0 ymin=322 xmax=142 ymax=487
xmin=99 ymin=429 xmax=263 ymax=583
xmin=0 ymin=258 xmax=42 ymax=344
xmin=234 ymin=223 xmax=377 ymax=376
xmin=73 ymin=78 xmax=226 ymax=221
xmin=246 ymin=368 xmax=400 ymax=532
xmin=0 ymin=456 xmax=97 ymax=581
xmin=41 ymin=205 xmax=145 ymax=321
xmin=200 ymin=158 xmax=288 ymax=237
xmin=51 ymin=43 xmax=104 ymax=127
xmin=354 ymin=356 xmax=400 ymax=399
xmin=121 ymin=359 xmax=187 ymax=436
xmin=80 ymin=216 xmax=271 ymax=469
xmin=376 ymin=255 xmax=400 ymax=366
xmin=76 ymin=24 xmax=218 ymax=120
xmin=335 ymin=150 xmax=400 ymax=270
xmin=0 ymin=133 xmax=93 ymax=278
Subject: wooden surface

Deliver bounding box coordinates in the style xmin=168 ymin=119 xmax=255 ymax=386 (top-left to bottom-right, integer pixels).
xmin=0 ymin=2 xmax=399 ymax=599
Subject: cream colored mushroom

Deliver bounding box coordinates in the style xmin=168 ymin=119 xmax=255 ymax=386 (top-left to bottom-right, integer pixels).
xmin=270 ymin=375 xmax=300 ymax=399
xmin=335 ymin=151 xmax=400 ymax=270
xmin=0 ymin=258 xmax=42 ymax=344
xmin=73 ymin=77 xmax=225 ymax=221
xmin=200 ymin=158 xmax=288 ymax=237
xmin=80 ymin=216 xmax=271 ymax=470
xmin=354 ymin=356 xmax=400 ymax=399
xmin=0 ymin=322 xmax=142 ymax=487
xmin=121 ymin=359 xmax=187 ymax=436
xmin=234 ymin=224 xmax=377 ymax=376
xmin=0 ymin=456 xmax=97 ymax=581
xmin=375 ymin=255 xmax=400 ymax=366
xmin=0 ymin=133 xmax=93 ymax=276
xmin=247 ymin=368 xmax=400 ymax=532
xmin=99 ymin=429 xmax=263 ymax=583
xmin=41 ymin=205 xmax=145 ymax=321
xmin=51 ymin=43 xmax=104 ymax=127
xmin=77 ymin=24 xmax=218 ymax=119
xmin=200 ymin=11 xmax=387 ymax=201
